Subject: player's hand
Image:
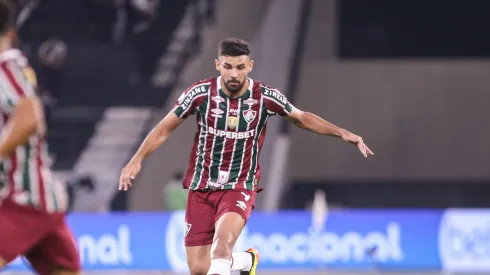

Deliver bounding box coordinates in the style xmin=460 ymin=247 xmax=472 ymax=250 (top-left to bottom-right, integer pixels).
xmin=342 ymin=132 xmax=374 ymax=158
xmin=119 ymin=160 xmax=142 ymax=191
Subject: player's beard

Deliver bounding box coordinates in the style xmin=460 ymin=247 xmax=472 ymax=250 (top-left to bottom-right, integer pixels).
xmin=224 ymin=79 xmax=246 ymax=93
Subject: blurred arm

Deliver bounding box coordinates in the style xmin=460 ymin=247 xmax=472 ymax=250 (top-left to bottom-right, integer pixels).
xmin=0 ymin=97 xmax=44 ymax=157
xmin=129 ymin=112 xmax=185 ymax=163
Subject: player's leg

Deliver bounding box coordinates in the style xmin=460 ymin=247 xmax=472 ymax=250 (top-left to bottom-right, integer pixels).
xmin=186 ymin=244 xmax=212 ymax=275
xmin=24 ymin=215 xmax=81 ymax=275
xmin=208 ymin=189 xmax=257 ymax=275
xmin=207 ymin=212 xmax=245 ymax=275
xmin=185 ymin=190 xmax=216 ymax=275
xmin=0 ymin=201 xmax=51 ymax=270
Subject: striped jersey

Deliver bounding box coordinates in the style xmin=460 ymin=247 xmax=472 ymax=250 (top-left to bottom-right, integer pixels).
xmin=173 ymin=77 xmax=293 ymax=192
xmin=0 ymin=49 xmax=68 ymax=212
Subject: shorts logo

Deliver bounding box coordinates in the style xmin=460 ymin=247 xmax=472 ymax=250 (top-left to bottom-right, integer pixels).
xmin=241 ymin=192 xmax=251 ymax=201
xmin=184 ymin=222 xmax=192 ymax=238
xmin=243 ymin=109 xmax=256 ymax=124
xmin=236 ymin=201 xmax=247 ymax=211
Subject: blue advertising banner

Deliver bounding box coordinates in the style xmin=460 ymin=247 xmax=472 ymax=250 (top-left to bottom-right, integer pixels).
xmin=4 ymin=210 xmax=445 ymax=272
xmin=438 ymin=209 xmax=490 ymax=273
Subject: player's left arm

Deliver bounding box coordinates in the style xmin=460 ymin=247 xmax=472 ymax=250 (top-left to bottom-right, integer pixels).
xmin=285 ymin=106 xmax=374 ymax=157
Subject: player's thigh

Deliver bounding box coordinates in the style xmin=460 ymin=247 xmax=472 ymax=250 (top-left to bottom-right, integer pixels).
xmin=214 ymin=189 xmax=256 ymax=226
xmin=185 ymin=190 xmax=216 ymax=247
xmin=185 ymin=244 xmax=212 ymax=275
xmin=0 ymin=202 xmax=51 ymax=266
xmin=25 ymin=216 xmax=81 ymax=275
xmin=211 ymin=189 xmax=256 ymax=258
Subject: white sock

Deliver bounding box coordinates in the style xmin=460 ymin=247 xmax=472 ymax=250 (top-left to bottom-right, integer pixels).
xmin=207 ymin=258 xmax=231 ymax=275
xmin=231 ymin=252 xmax=253 ymax=272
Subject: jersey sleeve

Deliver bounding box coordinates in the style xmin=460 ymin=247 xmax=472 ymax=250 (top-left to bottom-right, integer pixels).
xmin=173 ymin=81 xmax=211 ymax=119
xmin=262 ymin=86 xmax=293 ymax=116
xmin=0 ymin=61 xmax=37 ymax=108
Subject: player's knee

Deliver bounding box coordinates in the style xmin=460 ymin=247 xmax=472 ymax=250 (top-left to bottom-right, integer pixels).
xmin=50 ymin=269 xmax=82 ymax=275
xmin=210 ymin=236 xmax=233 ymax=259
xmin=0 ymin=257 xmax=7 ymax=268
xmin=187 ymin=261 xmax=209 ymax=275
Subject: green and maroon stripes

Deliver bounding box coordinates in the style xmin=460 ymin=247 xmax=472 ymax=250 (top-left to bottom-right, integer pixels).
xmin=242 ymin=97 xmax=269 ymax=190
xmin=183 ymin=78 xmax=291 ymax=191
xmin=219 ymin=98 xmax=239 ymax=189
xmin=0 ymin=58 xmax=68 ymax=212
xmin=208 ymin=95 xmax=228 ymax=184
xmin=189 ymin=84 xmax=213 ymax=190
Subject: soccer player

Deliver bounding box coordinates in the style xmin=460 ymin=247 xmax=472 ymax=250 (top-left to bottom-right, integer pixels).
xmin=0 ymin=1 xmax=81 ymax=274
xmin=119 ymin=38 xmax=374 ymax=275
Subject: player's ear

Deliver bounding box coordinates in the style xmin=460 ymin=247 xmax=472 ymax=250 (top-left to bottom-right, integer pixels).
xmin=215 ymin=58 xmax=220 ymax=72
xmin=249 ymin=59 xmax=254 ymax=72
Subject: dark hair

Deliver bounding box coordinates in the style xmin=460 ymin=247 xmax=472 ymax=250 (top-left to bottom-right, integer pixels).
xmin=0 ymin=0 xmax=14 ymax=35
xmin=218 ymin=38 xmax=251 ymax=57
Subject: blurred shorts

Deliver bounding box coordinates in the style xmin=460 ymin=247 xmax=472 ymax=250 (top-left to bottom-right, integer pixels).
xmin=184 ymin=189 xmax=256 ymax=246
xmin=0 ymin=199 xmax=81 ymax=274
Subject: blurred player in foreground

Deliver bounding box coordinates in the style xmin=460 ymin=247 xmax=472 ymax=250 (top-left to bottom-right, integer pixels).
xmin=120 ymin=38 xmax=374 ymax=275
xmin=0 ymin=1 xmax=81 ymax=274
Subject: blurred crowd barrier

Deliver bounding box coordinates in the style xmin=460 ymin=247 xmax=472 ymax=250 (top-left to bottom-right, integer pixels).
xmin=4 ymin=209 xmax=490 ymax=274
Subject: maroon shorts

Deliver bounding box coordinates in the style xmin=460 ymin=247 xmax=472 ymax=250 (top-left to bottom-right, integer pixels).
xmin=184 ymin=189 xmax=256 ymax=246
xmin=0 ymin=200 xmax=81 ymax=274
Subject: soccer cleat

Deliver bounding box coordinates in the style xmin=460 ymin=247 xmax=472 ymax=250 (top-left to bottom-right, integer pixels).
xmin=240 ymin=248 xmax=260 ymax=275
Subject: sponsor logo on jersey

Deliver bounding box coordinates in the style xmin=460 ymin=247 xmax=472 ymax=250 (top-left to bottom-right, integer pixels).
xmin=208 ymin=126 xmax=255 ymax=139
xmin=179 ymin=85 xmax=208 ymax=109
xmin=243 ymin=109 xmax=256 ymax=123
xmin=212 ymin=96 xmax=225 ymax=104
xmin=243 ymin=98 xmax=257 ymax=106
xmin=264 ymin=88 xmax=288 ymax=105
xmin=229 ymin=108 xmax=240 ymax=115
xmin=227 ymin=116 xmax=239 ymax=130
xmin=211 ymin=108 xmax=224 ymax=115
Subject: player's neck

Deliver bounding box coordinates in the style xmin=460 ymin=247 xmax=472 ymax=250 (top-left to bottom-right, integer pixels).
xmin=0 ymin=37 xmax=12 ymax=54
xmin=221 ymin=78 xmax=249 ymax=99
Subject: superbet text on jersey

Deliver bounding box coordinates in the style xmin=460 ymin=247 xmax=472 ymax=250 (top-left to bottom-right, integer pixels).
xmin=173 ymin=77 xmax=293 ymax=192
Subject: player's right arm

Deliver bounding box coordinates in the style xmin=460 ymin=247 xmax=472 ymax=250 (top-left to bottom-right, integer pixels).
xmin=119 ymin=80 xmax=210 ymax=191
xmin=119 ymin=112 xmax=184 ymax=190
xmin=0 ymin=62 xmax=44 ymax=158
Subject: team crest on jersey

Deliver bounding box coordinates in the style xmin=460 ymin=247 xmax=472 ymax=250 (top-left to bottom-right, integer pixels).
xmin=227 ymin=116 xmax=239 ymax=130
xmin=243 ymin=109 xmax=256 ymax=124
